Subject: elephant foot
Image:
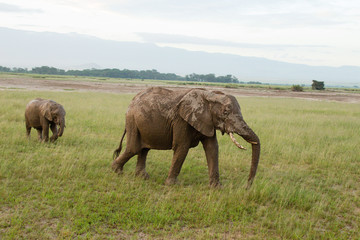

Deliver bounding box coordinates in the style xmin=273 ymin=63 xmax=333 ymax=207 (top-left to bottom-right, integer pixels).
xmin=135 ymin=170 xmax=150 ymax=180
xmin=111 ymin=162 xmax=123 ymax=174
xmin=209 ymin=175 xmax=221 ymax=188
xmin=209 ymin=180 xmax=222 ymax=188
xmin=165 ymin=177 xmax=177 ymax=186
xmin=246 ymin=178 xmax=254 ymax=190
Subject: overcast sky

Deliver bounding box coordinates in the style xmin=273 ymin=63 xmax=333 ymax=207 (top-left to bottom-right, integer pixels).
xmin=1 ymin=0 xmax=360 ymax=67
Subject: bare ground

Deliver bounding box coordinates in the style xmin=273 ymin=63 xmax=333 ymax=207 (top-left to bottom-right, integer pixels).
xmin=1 ymin=75 xmax=360 ymax=103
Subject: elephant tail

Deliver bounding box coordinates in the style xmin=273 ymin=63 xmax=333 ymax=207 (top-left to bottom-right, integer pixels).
xmin=113 ymin=129 xmax=126 ymax=160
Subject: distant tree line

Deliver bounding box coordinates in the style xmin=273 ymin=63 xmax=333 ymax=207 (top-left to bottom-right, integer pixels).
xmin=0 ymin=65 xmax=255 ymax=84
xmin=0 ymin=66 xmax=184 ymax=80
xmin=185 ymin=73 xmax=239 ymax=83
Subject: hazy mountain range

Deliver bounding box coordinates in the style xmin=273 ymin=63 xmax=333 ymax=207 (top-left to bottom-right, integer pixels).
xmin=1 ymin=27 xmax=359 ymax=86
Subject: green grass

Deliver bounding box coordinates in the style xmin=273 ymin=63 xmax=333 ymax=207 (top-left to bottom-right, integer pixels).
xmin=0 ymin=90 xmax=359 ymax=239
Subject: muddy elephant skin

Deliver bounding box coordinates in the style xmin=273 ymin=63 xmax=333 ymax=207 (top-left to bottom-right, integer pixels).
xmin=112 ymin=87 xmax=260 ymax=188
xmin=25 ymin=98 xmax=66 ymax=142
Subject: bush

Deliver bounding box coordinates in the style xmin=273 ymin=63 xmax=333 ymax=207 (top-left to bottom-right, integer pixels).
xmin=312 ymin=80 xmax=325 ymax=90
xmin=291 ymin=85 xmax=304 ymax=92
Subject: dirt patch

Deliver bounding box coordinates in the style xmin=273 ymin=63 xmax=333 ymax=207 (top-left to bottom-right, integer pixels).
xmin=1 ymin=75 xmax=360 ymax=103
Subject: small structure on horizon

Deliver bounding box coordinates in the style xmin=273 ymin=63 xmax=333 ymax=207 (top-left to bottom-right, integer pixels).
xmin=312 ymin=80 xmax=325 ymax=90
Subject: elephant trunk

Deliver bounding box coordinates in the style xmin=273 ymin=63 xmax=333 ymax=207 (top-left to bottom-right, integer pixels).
xmin=229 ymin=121 xmax=260 ymax=189
xmin=58 ymin=118 xmax=65 ymax=137
xmin=247 ymin=138 xmax=260 ymax=189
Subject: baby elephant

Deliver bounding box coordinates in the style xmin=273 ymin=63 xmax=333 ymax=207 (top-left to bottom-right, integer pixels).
xmin=25 ymin=98 xmax=66 ymax=142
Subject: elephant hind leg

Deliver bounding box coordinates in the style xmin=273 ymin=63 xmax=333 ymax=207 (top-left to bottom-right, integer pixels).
xmin=135 ymin=148 xmax=150 ymax=179
xmin=26 ymin=125 xmax=31 ymax=138
xmin=112 ymin=150 xmax=136 ymax=174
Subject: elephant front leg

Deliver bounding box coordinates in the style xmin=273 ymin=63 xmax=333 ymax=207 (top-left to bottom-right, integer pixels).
xmin=36 ymin=128 xmax=43 ymax=141
xmin=50 ymin=123 xmax=58 ymax=142
xmin=165 ymin=145 xmax=190 ymax=185
xmin=41 ymin=122 xmax=50 ymax=142
xmin=201 ymin=135 xmax=220 ymax=187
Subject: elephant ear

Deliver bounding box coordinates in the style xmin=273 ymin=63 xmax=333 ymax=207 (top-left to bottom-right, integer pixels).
xmin=40 ymin=101 xmax=53 ymax=121
xmin=178 ymin=89 xmax=214 ymax=137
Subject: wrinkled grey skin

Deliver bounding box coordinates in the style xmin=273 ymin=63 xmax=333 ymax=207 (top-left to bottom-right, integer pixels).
xmin=112 ymin=87 xmax=260 ymax=188
xmin=25 ymin=98 xmax=66 ymax=142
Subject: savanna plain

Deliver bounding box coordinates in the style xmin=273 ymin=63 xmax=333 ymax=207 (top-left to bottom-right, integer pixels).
xmin=0 ymin=76 xmax=359 ymax=239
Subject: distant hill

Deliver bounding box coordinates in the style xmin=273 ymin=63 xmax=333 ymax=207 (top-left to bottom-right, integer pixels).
xmin=1 ymin=27 xmax=359 ymax=86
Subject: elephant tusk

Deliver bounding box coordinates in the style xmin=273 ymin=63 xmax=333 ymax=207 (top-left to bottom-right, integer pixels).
xmin=229 ymin=133 xmax=246 ymax=150
xmin=249 ymin=141 xmax=258 ymax=145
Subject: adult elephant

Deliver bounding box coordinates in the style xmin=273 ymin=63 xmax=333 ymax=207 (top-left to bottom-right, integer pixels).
xmin=112 ymin=87 xmax=260 ymax=188
xmin=25 ymin=98 xmax=66 ymax=142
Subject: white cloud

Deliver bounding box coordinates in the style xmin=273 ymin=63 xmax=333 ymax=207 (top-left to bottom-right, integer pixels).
xmin=0 ymin=0 xmax=360 ymax=67
xmin=0 ymin=2 xmax=42 ymax=13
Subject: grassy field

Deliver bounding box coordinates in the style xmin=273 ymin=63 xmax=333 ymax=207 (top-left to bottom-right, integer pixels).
xmin=0 ymin=89 xmax=359 ymax=239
